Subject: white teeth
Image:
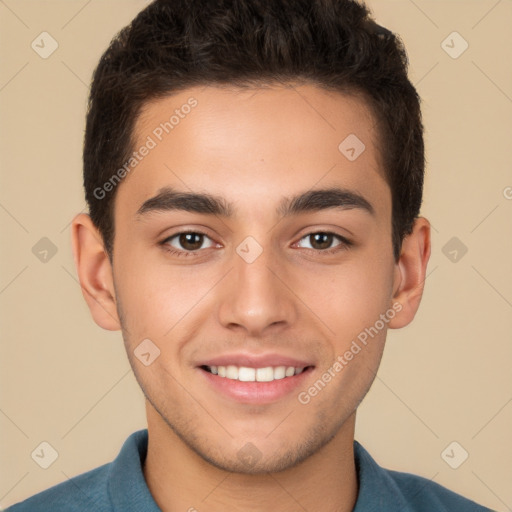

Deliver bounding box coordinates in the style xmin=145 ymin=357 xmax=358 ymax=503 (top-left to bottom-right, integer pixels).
xmin=273 ymin=366 xmax=286 ymax=379
xmin=256 ymin=367 xmax=274 ymax=382
xmin=238 ymin=367 xmax=256 ymax=381
xmin=226 ymin=365 xmax=238 ymax=379
xmin=207 ymin=365 xmax=306 ymax=382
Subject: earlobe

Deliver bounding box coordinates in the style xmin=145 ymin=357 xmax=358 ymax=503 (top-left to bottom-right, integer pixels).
xmin=388 ymin=217 xmax=431 ymax=329
xmin=71 ymin=213 xmax=121 ymax=331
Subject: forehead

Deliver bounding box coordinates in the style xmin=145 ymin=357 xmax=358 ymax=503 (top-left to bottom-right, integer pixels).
xmin=115 ymin=83 xmax=389 ymax=223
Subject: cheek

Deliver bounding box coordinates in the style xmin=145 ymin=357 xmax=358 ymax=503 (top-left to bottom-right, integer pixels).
xmin=114 ymin=251 xmax=217 ymax=338
xmin=293 ymin=253 xmax=393 ymax=334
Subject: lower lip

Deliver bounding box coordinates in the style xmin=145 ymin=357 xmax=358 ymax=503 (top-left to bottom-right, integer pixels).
xmin=198 ymin=367 xmax=314 ymax=404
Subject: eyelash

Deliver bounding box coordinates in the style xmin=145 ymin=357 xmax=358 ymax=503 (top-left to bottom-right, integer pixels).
xmin=160 ymin=230 xmax=353 ymax=258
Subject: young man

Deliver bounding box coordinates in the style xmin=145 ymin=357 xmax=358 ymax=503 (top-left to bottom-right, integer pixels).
xmin=8 ymin=0 xmax=493 ymax=511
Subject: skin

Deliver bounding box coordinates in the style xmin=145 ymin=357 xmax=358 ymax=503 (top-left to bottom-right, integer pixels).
xmin=71 ymin=83 xmax=431 ymax=512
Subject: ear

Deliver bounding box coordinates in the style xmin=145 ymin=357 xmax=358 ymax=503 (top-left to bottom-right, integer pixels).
xmin=71 ymin=213 xmax=121 ymax=331
xmin=388 ymin=216 xmax=431 ymax=329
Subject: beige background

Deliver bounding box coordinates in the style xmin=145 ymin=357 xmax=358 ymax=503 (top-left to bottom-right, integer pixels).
xmin=1 ymin=0 xmax=511 ymax=510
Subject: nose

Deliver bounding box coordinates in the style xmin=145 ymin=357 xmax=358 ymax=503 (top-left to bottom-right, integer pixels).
xmin=216 ymin=240 xmax=299 ymax=337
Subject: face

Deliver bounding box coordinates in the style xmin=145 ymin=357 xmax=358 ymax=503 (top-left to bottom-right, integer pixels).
xmin=110 ymin=84 xmax=399 ymax=473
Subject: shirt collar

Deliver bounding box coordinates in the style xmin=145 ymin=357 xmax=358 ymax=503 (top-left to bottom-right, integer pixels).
xmin=352 ymin=440 xmax=410 ymax=511
xmin=108 ymin=429 xmax=161 ymax=511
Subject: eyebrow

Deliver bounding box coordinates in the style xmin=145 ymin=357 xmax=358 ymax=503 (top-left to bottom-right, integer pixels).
xmin=136 ymin=186 xmax=375 ymax=219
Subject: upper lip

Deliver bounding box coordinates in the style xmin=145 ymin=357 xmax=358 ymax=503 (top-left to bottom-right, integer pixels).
xmin=197 ymin=352 xmax=315 ymax=369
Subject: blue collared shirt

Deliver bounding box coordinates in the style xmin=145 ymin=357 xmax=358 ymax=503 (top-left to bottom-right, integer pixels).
xmin=6 ymin=429 xmax=493 ymax=511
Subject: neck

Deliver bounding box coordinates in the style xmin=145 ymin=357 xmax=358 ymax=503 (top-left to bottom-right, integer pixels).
xmin=143 ymin=405 xmax=358 ymax=512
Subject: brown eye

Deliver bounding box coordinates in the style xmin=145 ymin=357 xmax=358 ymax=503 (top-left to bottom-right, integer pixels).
xmin=162 ymin=231 xmax=215 ymax=255
xmin=309 ymin=233 xmax=335 ymax=250
xmin=296 ymin=231 xmax=352 ymax=254
xmin=178 ymin=232 xmax=204 ymax=251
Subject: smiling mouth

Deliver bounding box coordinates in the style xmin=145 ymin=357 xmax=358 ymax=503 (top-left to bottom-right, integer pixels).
xmin=200 ymin=365 xmax=313 ymax=382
